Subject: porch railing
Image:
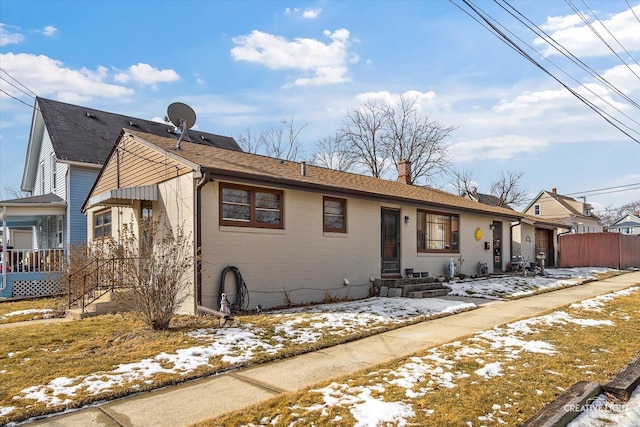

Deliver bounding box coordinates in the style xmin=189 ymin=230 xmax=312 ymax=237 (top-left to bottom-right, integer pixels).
xmin=67 ymin=257 xmax=130 ymax=312
xmin=0 ymin=249 xmax=65 ymax=273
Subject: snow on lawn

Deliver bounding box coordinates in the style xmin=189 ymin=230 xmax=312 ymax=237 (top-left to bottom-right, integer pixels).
xmin=567 ymin=386 xmax=640 ymax=427
xmin=2 ymin=297 xmax=474 ymax=416
xmin=262 ymin=287 xmax=637 ymax=427
xmin=0 ymin=309 xmax=54 ymax=320
xmin=448 ymin=267 xmax=618 ymax=300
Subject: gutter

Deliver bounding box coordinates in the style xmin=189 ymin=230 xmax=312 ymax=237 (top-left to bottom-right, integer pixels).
xmin=195 ymin=171 xmax=213 ymax=307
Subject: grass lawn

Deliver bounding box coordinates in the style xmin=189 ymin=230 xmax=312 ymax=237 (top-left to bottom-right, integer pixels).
xmin=196 ymin=287 xmax=640 ymax=427
xmin=0 ymin=298 xmax=64 ymax=324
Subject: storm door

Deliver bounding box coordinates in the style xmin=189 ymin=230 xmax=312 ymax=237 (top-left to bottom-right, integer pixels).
xmin=492 ymin=221 xmax=502 ymax=272
xmin=381 ymin=209 xmax=401 ymax=275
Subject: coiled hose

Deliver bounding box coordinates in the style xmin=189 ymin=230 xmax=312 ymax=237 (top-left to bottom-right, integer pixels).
xmin=219 ymin=265 xmax=249 ymax=312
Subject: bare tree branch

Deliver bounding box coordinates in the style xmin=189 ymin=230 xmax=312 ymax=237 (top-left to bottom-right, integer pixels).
xmin=490 ymin=170 xmax=528 ymax=207
xmin=450 ymin=167 xmax=476 ymax=196
xmin=235 ymin=128 xmax=267 ymax=154
xmin=311 ymin=132 xmax=358 ymax=172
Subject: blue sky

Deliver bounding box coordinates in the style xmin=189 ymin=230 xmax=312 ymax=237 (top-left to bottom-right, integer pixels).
xmin=1 ymin=0 xmax=639 ymax=212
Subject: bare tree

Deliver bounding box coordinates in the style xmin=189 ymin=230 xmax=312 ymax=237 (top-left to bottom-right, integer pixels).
xmin=449 ymin=167 xmax=476 ymax=196
xmin=235 ymin=127 xmax=267 ymax=154
xmin=340 ymin=100 xmax=390 ymax=178
xmin=311 ymin=132 xmax=358 ymax=172
xmin=490 ymin=170 xmax=528 ymax=207
xmin=340 ymin=95 xmax=455 ymax=184
xmin=1 ymin=184 xmax=29 ymax=200
xmin=263 ymin=115 xmax=308 ymax=161
xmin=596 ymin=198 xmax=640 ymax=226
xmin=382 ymin=94 xmax=455 ymax=185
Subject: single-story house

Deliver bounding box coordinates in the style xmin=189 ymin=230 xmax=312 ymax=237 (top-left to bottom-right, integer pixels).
xmin=83 ymin=129 xmax=565 ymax=314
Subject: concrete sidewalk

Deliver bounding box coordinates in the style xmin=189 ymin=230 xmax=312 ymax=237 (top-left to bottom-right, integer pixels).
xmin=29 ymin=271 xmax=640 ymax=427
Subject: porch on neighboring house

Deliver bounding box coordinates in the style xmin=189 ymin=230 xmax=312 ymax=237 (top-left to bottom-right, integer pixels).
xmin=1 ymin=194 xmax=67 ymax=299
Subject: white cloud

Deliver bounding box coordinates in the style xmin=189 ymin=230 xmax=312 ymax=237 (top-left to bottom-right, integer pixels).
xmin=540 ymin=13 xmax=585 ymax=31
xmin=302 ymin=8 xmax=322 ymax=19
xmin=449 ymin=135 xmax=549 ymax=162
xmin=0 ymin=23 xmax=25 ymax=46
xmin=40 ymin=26 xmax=58 ymax=36
xmin=0 ymin=52 xmax=133 ymax=101
xmin=231 ymin=28 xmax=353 ymax=86
xmin=285 ymin=7 xmax=322 ymax=19
xmin=355 ymin=90 xmax=437 ymax=109
xmin=114 ymin=63 xmax=180 ymax=87
xmin=534 ymin=5 xmax=640 ymax=57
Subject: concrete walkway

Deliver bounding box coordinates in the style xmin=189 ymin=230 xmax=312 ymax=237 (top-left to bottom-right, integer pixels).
xmin=28 ymin=271 xmax=640 ymax=427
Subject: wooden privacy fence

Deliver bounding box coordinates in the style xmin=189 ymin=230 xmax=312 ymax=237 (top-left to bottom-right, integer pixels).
xmin=559 ymin=233 xmax=640 ymax=269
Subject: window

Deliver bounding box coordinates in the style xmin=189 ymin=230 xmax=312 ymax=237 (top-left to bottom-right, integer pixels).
xmin=51 ymin=154 xmax=57 ymax=191
xmin=140 ymin=201 xmax=153 ymax=251
xmin=220 ymin=184 xmax=283 ymax=228
xmin=93 ymin=209 xmax=112 ymax=239
xmin=534 ymin=204 xmax=540 ymax=215
xmin=417 ymin=210 xmax=459 ymax=253
xmin=57 ymin=216 xmax=63 ymax=246
xmin=40 ymin=161 xmax=46 ymax=194
xmin=323 ymin=197 xmax=346 ymax=233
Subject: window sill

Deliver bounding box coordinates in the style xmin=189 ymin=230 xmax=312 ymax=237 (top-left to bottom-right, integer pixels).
xmin=219 ymin=226 xmax=285 ymax=235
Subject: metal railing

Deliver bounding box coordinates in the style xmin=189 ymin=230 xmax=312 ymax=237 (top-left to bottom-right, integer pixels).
xmin=0 ymin=248 xmax=65 ymax=273
xmin=67 ymin=257 xmax=128 ymax=312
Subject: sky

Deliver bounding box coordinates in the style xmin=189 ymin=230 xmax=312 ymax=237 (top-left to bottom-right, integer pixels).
xmin=1 ymin=0 xmax=639 ymax=213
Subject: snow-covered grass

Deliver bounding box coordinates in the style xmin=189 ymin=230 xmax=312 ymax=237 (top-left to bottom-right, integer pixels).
xmin=204 ymin=286 xmax=640 ymax=427
xmin=0 ymin=297 xmax=474 ymax=424
xmin=0 ymin=298 xmax=61 ymax=324
xmin=0 ymin=267 xmax=630 ymax=425
xmin=447 ymin=267 xmax=619 ymax=300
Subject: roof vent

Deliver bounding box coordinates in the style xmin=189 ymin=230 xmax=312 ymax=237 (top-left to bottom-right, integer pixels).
xmin=129 ymin=121 xmax=135 ymax=126
xmin=301 ymin=161 xmax=307 ymax=176
xmin=86 ymin=112 xmax=94 ymax=118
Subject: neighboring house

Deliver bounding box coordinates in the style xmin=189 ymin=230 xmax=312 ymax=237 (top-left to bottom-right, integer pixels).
xmin=462 ymin=188 xmax=514 ymax=210
xmin=1 ymin=97 xmax=241 ymax=298
xmin=83 ymin=129 xmax=566 ymax=314
xmin=607 ymin=211 xmax=640 ymax=236
xmin=523 ymin=188 xmax=602 ymax=234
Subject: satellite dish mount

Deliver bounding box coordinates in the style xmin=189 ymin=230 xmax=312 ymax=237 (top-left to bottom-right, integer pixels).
xmin=167 ymin=102 xmax=196 ymax=150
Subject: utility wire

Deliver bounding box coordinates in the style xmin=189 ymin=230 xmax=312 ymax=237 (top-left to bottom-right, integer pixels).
xmin=0 ymin=68 xmax=38 ymax=98
xmin=452 ymin=0 xmax=640 ymax=143
xmin=626 ymin=0 xmax=640 ymax=24
xmin=497 ymin=0 xmax=640 ymax=111
xmin=566 ymin=0 xmax=640 ymax=79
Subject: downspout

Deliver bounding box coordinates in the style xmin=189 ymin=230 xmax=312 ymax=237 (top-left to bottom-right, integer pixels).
xmin=195 ymin=171 xmax=213 ymax=307
xmin=2 ymin=205 xmax=7 ymax=291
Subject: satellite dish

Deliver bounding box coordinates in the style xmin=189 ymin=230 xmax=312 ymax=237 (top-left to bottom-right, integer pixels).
xmin=167 ymin=102 xmax=196 ymax=130
xmin=167 ymin=102 xmax=196 ymax=150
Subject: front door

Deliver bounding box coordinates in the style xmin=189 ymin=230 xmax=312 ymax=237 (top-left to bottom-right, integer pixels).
xmin=492 ymin=221 xmax=502 ymax=272
xmin=381 ymin=209 xmax=401 ymax=275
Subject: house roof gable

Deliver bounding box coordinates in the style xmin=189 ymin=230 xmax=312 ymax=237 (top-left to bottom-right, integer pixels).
xmin=22 ymin=97 xmax=241 ymax=190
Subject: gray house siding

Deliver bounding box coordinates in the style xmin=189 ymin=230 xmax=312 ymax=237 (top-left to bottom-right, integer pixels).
xmin=68 ymin=167 xmax=98 ymax=244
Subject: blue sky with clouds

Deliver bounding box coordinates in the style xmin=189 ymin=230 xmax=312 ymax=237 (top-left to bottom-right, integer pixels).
xmin=1 ymin=0 xmax=639 ymax=211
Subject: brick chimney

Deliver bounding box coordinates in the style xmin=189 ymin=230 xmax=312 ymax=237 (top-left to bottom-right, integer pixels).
xmin=397 ymin=159 xmax=412 ymax=185
xmin=552 ymin=188 xmax=557 ymax=194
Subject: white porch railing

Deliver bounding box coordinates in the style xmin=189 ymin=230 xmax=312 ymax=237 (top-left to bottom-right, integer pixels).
xmin=0 ymin=249 xmax=65 ymax=273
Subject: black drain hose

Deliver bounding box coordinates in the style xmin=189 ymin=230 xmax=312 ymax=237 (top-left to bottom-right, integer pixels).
xmin=219 ymin=265 xmax=249 ymax=312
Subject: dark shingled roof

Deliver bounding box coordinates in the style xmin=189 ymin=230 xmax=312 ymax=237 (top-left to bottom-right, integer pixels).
xmin=0 ymin=193 xmax=65 ymax=204
xmin=37 ymin=97 xmax=241 ymax=166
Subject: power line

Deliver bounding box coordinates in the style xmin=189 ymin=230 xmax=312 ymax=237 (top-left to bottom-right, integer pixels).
xmin=451 ymin=0 xmax=640 ymax=144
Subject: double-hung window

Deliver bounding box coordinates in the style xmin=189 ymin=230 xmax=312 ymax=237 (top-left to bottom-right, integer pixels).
xmin=220 ymin=184 xmax=283 ymax=228
xmin=93 ymin=209 xmax=112 ymax=239
xmin=323 ymin=197 xmax=346 ymax=233
xmin=417 ymin=210 xmax=459 ymax=252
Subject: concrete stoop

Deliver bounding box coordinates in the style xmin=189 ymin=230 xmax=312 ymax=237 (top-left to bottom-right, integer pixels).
xmin=522 ymin=351 xmax=640 ymax=427
xmin=66 ymin=289 xmax=136 ymax=319
xmin=374 ymin=277 xmax=451 ymax=299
